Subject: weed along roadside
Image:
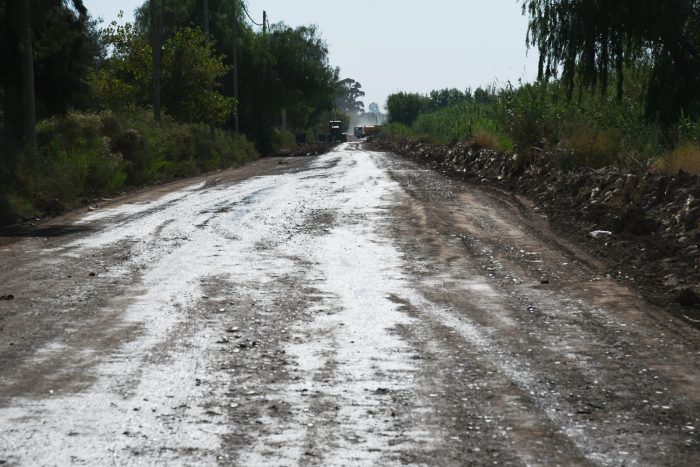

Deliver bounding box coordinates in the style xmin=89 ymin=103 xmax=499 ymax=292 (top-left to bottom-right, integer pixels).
xmin=368 ymin=134 xmax=700 ymax=324
xmin=0 ymin=111 xmax=259 ymax=225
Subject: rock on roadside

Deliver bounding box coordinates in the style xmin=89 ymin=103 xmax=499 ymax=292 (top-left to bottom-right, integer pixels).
xmin=368 ymin=134 xmax=700 ymax=322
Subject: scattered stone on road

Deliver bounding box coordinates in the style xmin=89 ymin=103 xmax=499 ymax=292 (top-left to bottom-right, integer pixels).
xmin=0 ymin=143 xmax=698 ymax=466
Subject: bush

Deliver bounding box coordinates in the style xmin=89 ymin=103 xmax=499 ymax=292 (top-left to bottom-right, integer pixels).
xmin=386 ymin=92 xmax=429 ymax=126
xmin=273 ymin=129 xmax=298 ymax=152
xmin=385 ymin=74 xmax=699 ymax=170
xmin=383 ymin=122 xmax=430 ymax=142
xmin=497 ymin=82 xmax=556 ymax=150
xmin=554 ymin=124 xmax=621 ymax=170
xmin=32 ymin=112 xmax=127 ymax=209
xmin=0 ymin=110 xmax=259 ymax=224
xmin=652 ymin=143 xmax=700 ymax=175
xmin=473 ymin=129 xmax=503 ymax=150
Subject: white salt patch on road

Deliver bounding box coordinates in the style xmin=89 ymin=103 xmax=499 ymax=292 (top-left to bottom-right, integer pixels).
xmin=1 ymin=161 xmax=328 ymax=463
xmin=0 ymin=322 xmax=232 ymax=465
xmin=240 ymin=147 xmax=431 ymax=465
xmin=2 ymin=145 xmax=435 ymax=465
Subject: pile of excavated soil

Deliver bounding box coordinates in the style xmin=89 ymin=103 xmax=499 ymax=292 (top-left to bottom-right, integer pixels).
xmin=369 ymin=135 xmax=700 ymax=323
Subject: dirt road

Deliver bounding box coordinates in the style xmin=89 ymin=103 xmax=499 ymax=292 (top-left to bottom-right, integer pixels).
xmin=1 ymin=143 xmax=699 ymax=466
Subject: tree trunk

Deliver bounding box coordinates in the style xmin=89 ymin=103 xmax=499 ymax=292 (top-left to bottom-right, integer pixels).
xmin=203 ymin=0 xmax=210 ymax=37
xmin=232 ymin=0 xmax=239 ymax=133
xmin=2 ymin=1 xmax=22 ymax=179
xmin=18 ymin=0 xmax=36 ymax=150
xmin=151 ymin=0 xmax=161 ymax=122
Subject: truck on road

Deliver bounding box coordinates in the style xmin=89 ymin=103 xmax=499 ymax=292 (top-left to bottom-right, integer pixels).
xmin=330 ymin=120 xmax=346 ymax=142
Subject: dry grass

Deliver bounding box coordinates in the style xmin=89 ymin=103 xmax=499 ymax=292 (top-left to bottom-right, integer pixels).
xmin=652 ymin=143 xmax=700 ymax=175
xmin=472 ymin=129 xmax=501 ymax=150
xmin=556 ymin=125 xmax=620 ymax=169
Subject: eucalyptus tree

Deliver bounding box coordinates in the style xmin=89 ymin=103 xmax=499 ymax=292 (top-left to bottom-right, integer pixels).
xmin=336 ymin=78 xmax=365 ymax=115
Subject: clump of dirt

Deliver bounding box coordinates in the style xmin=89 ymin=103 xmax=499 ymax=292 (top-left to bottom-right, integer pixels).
xmin=369 ymin=135 xmax=700 ymax=322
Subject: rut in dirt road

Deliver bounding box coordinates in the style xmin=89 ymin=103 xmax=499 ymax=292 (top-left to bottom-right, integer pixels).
xmin=0 ymin=143 xmax=699 ymax=466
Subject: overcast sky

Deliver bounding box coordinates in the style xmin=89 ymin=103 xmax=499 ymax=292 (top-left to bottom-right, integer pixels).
xmin=83 ymin=0 xmax=539 ymax=111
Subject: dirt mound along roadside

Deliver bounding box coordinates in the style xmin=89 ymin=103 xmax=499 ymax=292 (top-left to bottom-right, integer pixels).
xmin=368 ymin=135 xmax=700 ymax=324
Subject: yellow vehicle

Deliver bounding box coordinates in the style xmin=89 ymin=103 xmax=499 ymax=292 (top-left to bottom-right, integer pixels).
xmin=363 ymin=125 xmax=383 ymax=136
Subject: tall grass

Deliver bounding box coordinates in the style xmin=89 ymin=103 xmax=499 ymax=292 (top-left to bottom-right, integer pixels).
xmin=385 ymin=76 xmax=692 ymax=172
xmin=412 ymin=99 xmax=513 ymax=150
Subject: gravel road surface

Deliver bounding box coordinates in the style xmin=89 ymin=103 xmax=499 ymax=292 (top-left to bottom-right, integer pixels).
xmin=1 ymin=143 xmax=699 ymax=466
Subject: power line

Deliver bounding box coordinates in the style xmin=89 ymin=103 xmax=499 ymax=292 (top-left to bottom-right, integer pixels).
xmin=240 ymin=2 xmax=264 ymax=27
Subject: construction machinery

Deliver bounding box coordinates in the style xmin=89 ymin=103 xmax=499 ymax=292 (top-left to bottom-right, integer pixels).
xmin=329 ymin=120 xmax=346 ymax=142
xmin=362 ymin=125 xmax=382 ymax=137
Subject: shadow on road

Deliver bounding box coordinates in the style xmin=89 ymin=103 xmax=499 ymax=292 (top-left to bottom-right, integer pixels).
xmin=0 ymin=224 xmax=92 ymax=238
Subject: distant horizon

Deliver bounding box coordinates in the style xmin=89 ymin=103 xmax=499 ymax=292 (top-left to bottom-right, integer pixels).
xmin=83 ymin=0 xmax=539 ymax=111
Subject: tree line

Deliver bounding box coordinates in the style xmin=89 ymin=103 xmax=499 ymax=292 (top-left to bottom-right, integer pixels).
xmin=0 ymin=0 xmax=364 ymax=223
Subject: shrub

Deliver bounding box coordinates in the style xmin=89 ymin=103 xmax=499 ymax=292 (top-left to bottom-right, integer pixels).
xmin=497 ymin=82 xmax=556 ymax=150
xmin=652 ymin=143 xmax=700 ymax=175
xmin=33 ymin=112 xmax=127 ymax=209
xmin=0 ymin=192 xmax=41 ymax=223
xmin=555 ymin=124 xmax=621 ymax=170
xmin=386 ymin=92 xmax=429 ymax=126
xmin=473 ymin=129 xmax=502 ymax=150
xmin=274 ymin=129 xmax=298 ymax=152
xmin=384 ymin=75 xmax=696 ymax=171
xmin=0 ymin=110 xmax=259 ymax=225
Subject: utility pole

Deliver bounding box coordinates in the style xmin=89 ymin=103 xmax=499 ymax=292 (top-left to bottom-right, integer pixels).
xmin=151 ymin=0 xmax=161 ymax=123
xmin=232 ymin=0 xmax=239 ymax=133
xmin=263 ymin=10 xmax=267 ymax=35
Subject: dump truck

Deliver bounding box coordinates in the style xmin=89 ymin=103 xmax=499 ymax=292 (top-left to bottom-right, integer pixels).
xmin=362 ymin=125 xmax=382 ymax=137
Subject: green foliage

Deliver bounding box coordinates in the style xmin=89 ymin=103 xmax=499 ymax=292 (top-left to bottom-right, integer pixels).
xmin=385 ymin=74 xmax=689 ymax=169
xmin=386 ymin=92 xmax=429 ymax=126
xmin=90 ymin=22 xmax=233 ymax=126
xmin=274 ymin=129 xmax=298 ymax=151
xmin=426 ymin=88 xmax=467 ymax=112
xmin=522 ymin=0 xmax=700 ymax=124
xmin=678 ymin=116 xmax=700 ymax=144
xmin=383 ymin=122 xmax=423 ymax=140
xmin=497 ymin=82 xmax=555 ymax=149
xmin=1 ymin=0 xmax=97 ymax=117
xmin=234 ymin=23 xmax=339 ymax=153
xmin=1 ymin=0 xmax=340 ymax=224
xmin=413 ymin=100 xmax=509 ymax=149
xmin=0 ymin=110 xmax=258 ymax=224
xmin=386 ymin=87 xmax=511 ymax=150
xmin=161 ymin=27 xmax=234 ymax=125
xmin=88 ymin=20 xmax=153 ymax=110
xmin=336 ymin=78 xmax=365 ymax=114
xmin=1 ymin=0 xmax=100 ymax=177
xmin=134 ymin=2 xmax=340 ymax=152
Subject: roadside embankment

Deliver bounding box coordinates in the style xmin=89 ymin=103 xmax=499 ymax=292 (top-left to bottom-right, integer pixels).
xmin=368 ymin=134 xmax=700 ymax=322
